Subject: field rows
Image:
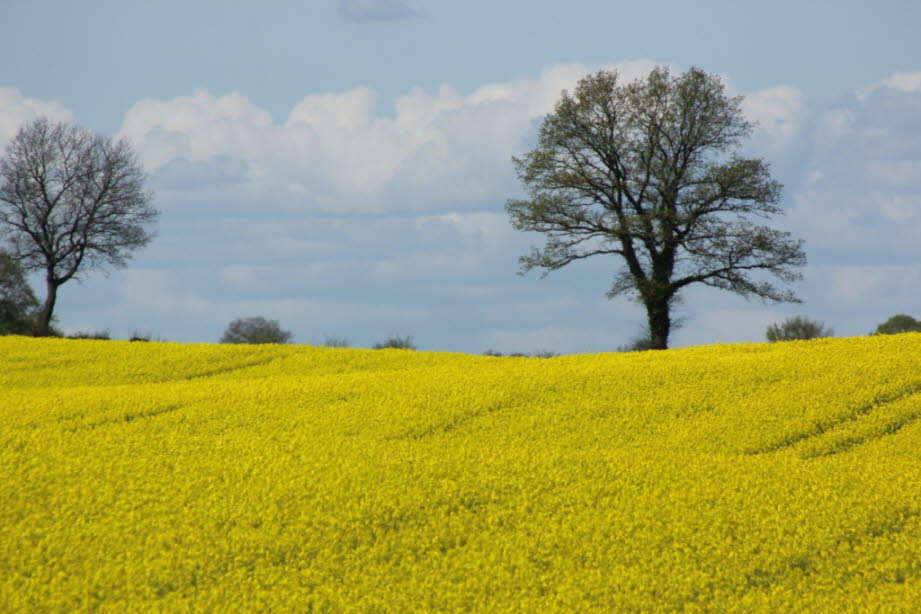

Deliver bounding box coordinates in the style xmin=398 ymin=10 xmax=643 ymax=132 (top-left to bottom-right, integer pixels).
xmin=3 ymin=335 xmax=921 ymax=611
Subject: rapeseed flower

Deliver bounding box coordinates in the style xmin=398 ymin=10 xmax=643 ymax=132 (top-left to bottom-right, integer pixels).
xmin=2 ymin=334 xmax=921 ymax=611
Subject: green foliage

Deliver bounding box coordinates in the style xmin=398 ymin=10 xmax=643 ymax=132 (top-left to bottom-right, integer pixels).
xmin=873 ymin=314 xmax=921 ymax=336
xmin=220 ymin=316 xmax=293 ymax=345
xmin=506 ymin=66 xmax=806 ymax=350
xmin=766 ymin=316 xmax=833 ymax=342
xmin=372 ymin=335 xmax=416 ymax=350
xmin=0 ymin=251 xmax=38 ymax=335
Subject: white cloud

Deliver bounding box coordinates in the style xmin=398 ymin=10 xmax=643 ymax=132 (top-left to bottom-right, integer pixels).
xmin=118 ymin=61 xmax=668 ymax=216
xmin=466 ymin=61 xmax=660 ymax=118
xmin=119 ymin=89 xmax=274 ymax=171
xmin=788 ymin=71 xmax=921 ymax=255
xmin=118 ymin=59 xmax=807 ymax=221
xmin=741 ymin=85 xmax=807 ymax=151
xmin=856 ymin=71 xmax=921 ymax=101
xmin=3 ymin=64 xmax=810 ymax=215
xmin=0 ymin=88 xmax=74 ymax=149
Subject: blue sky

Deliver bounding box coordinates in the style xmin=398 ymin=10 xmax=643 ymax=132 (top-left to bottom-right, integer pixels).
xmin=1 ymin=0 xmax=920 ymax=352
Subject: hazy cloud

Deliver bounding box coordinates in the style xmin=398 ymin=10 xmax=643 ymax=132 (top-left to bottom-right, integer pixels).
xmin=151 ymin=155 xmax=249 ymax=190
xmin=339 ymin=0 xmax=418 ymax=21
xmin=855 ymin=71 xmax=921 ymax=101
xmin=740 ymin=85 xmax=808 ymax=152
xmin=7 ymin=65 xmax=915 ymax=349
xmin=788 ymin=71 xmax=921 ymax=256
xmin=0 ymin=87 xmax=74 ymax=150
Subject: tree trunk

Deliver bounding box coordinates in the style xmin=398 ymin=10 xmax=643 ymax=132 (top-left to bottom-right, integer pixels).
xmin=36 ymin=276 xmax=58 ymax=336
xmin=645 ymin=296 xmax=671 ymax=350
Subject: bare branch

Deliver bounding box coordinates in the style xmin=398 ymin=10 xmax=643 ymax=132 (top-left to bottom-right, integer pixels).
xmin=0 ymin=118 xmax=159 ymax=335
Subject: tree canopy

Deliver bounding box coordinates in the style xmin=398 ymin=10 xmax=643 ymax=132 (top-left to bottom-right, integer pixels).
xmin=507 ymin=66 xmax=806 ymax=349
xmin=220 ymin=316 xmax=293 ymax=344
xmin=874 ymin=314 xmax=921 ymax=335
xmin=766 ymin=316 xmax=833 ymax=342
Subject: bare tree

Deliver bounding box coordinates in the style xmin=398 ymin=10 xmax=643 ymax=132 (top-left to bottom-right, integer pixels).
xmin=0 ymin=118 xmax=158 ymax=336
xmin=507 ymin=67 xmax=806 ymax=349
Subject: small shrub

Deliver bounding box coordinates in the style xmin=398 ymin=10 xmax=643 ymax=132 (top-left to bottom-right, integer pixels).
xmin=873 ymin=314 xmax=921 ymax=336
xmin=766 ymin=316 xmax=833 ymax=342
xmin=617 ymin=325 xmax=657 ymax=352
xmin=617 ymin=336 xmax=655 ymax=352
xmin=67 ymin=329 xmax=111 ymax=340
xmin=129 ymin=330 xmax=163 ymax=342
xmin=321 ymin=335 xmax=350 ymax=348
xmin=482 ymin=349 xmax=503 ymax=357
xmin=531 ymin=349 xmax=560 ymax=359
xmin=220 ymin=316 xmax=292 ymax=344
xmin=372 ymin=335 xmax=416 ymax=350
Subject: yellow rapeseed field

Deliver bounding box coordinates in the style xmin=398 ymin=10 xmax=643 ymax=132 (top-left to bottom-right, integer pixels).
xmin=3 ymin=334 xmax=921 ymax=612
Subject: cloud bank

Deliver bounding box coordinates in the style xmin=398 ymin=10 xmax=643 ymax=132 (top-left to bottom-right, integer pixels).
xmin=119 ymin=61 xmax=659 ymax=216
xmin=789 ymin=72 xmax=921 ymax=256
xmin=2 ymin=64 xmax=919 ymax=351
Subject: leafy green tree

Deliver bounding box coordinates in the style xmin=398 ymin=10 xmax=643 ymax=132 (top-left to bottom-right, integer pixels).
xmin=507 ymin=66 xmax=806 ymax=349
xmin=0 ymin=118 xmax=158 ymax=336
xmin=0 ymin=251 xmax=38 ymax=335
xmin=766 ymin=316 xmax=833 ymax=342
xmin=220 ymin=316 xmax=293 ymax=344
xmin=873 ymin=314 xmax=921 ymax=336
